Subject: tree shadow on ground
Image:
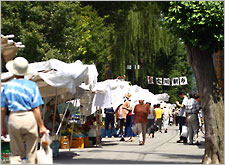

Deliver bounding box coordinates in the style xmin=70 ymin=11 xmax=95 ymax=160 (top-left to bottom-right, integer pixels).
xmin=54 ymin=151 xmax=203 ymax=164
xmin=54 ymin=156 xmax=202 ymax=164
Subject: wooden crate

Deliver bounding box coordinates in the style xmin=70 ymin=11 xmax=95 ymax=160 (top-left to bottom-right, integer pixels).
xmin=60 ymin=136 xmax=70 ymax=149
xmin=70 ymin=137 xmax=84 ymax=148
xmin=84 ymin=136 xmax=89 ymax=148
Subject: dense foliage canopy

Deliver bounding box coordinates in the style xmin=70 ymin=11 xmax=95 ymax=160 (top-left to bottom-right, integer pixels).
xmin=164 ymin=1 xmax=224 ymax=52
xmin=2 ymin=1 xmax=112 ymax=80
xmin=99 ymin=2 xmax=193 ymax=102
xmin=1 ymin=1 xmax=194 ymax=103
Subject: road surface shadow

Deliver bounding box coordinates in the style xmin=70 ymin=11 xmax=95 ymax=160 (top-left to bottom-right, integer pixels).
xmin=54 ymin=157 xmax=202 ymax=164
xmin=54 ymin=151 xmax=203 ymax=164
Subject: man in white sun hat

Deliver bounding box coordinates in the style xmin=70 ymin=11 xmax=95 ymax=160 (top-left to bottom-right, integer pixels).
xmin=1 ymin=57 xmax=47 ymax=164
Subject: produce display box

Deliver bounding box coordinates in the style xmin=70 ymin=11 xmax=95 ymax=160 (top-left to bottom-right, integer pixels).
xmin=70 ymin=137 xmax=84 ymax=148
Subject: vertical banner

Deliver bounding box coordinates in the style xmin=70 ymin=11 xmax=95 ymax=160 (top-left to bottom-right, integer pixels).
xmin=172 ymin=77 xmax=180 ymax=86
xmin=156 ymin=78 xmax=163 ymax=85
xmin=180 ymin=76 xmax=188 ymax=85
xmin=163 ymin=78 xmax=170 ymax=86
xmin=147 ymin=76 xmax=154 ymax=84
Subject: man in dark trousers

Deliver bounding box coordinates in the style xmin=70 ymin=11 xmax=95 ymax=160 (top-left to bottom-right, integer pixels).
xmin=104 ymin=107 xmax=115 ymax=138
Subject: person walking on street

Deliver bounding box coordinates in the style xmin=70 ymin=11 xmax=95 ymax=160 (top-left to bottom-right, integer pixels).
xmin=1 ymin=57 xmax=47 ymax=164
xmin=125 ymin=101 xmax=135 ymax=142
xmin=104 ymin=107 xmax=115 ymax=138
xmin=162 ymin=104 xmax=171 ymax=133
xmin=184 ymin=91 xmax=201 ymax=145
xmin=155 ymin=104 xmax=163 ymax=133
xmin=115 ymin=93 xmax=132 ymax=141
xmin=146 ymin=102 xmax=156 ymax=138
xmin=176 ymin=90 xmax=188 ymax=143
xmin=133 ymin=100 xmax=150 ymax=145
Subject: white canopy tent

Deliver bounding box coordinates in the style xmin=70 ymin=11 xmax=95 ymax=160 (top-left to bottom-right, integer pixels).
xmin=1 ymin=59 xmax=98 ymax=101
xmin=129 ymin=88 xmax=160 ymax=106
xmin=155 ymin=93 xmax=170 ymax=102
xmin=92 ymin=79 xmax=130 ymax=110
xmin=1 ymin=59 xmax=98 ymax=132
xmin=89 ymin=79 xmax=161 ymax=116
xmin=1 ymin=58 xmax=99 ymax=149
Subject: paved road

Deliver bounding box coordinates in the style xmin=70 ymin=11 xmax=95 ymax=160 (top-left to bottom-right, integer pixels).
xmin=54 ymin=125 xmax=205 ymax=164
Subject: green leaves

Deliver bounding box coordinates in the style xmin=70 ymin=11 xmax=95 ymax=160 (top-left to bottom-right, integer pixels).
xmin=107 ymin=2 xmax=193 ymax=102
xmin=1 ymin=1 xmax=113 ymax=81
xmin=163 ymin=1 xmax=224 ymax=52
xmin=1 ymin=1 xmax=194 ymax=95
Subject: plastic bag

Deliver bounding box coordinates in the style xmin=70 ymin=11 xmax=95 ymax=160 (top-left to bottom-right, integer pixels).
xmin=37 ymin=145 xmax=53 ymax=164
xmin=131 ymin=125 xmax=137 ymax=135
xmin=181 ymin=125 xmax=189 ymax=138
xmin=41 ymin=130 xmax=52 ymax=148
xmin=150 ymin=124 xmax=158 ymax=132
xmin=37 ymin=130 xmax=53 ymax=164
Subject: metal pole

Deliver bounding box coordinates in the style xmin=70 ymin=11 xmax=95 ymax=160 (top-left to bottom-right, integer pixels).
xmin=42 ymin=97 xmax=47 ymax=121
xmin=132 ymin=63 xmax=135 ymax=85
xmin=52 ymin=88 xmax=58 ymax=134
xmin=69 ymin=87 xmax=79 ymax=151
xmin=56 ymin=89 xmax=69 ymax=136
xmin=69 ymin=99 xmax=77 ymax=152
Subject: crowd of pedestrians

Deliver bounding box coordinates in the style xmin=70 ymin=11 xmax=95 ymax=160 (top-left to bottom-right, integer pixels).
xmin=104 ymin=94 xmax=176 ymax=145
xmin=103 ymin=90 xmax=202 ymax=146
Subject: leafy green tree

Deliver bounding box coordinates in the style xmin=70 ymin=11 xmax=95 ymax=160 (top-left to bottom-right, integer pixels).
xmin=98 ymin=2 xmax=193 ymax=102
xmin=164 ymin=1 xmax=224 ymax=164
xmin=1 ymin=1 xmax=113 ymax=81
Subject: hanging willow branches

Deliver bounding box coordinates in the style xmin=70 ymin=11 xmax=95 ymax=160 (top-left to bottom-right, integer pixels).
xmin=111 ymin=2 xmax=193 ymax=101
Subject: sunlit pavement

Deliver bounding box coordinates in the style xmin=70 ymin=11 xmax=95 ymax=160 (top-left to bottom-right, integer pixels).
xmin=54 ymin=125 xmax=205 ymax=164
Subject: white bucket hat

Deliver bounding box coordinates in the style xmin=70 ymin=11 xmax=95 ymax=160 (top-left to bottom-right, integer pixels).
xmin=6 ymin=57 xmax=33 ymax=76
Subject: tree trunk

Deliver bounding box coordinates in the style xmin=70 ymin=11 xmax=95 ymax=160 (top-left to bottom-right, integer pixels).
xmin=186 ymin=46 xmax=224 ymax=164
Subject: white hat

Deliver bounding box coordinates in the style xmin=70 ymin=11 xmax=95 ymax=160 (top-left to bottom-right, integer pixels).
xmin=6 ymin=57 xmax=33 ymax=76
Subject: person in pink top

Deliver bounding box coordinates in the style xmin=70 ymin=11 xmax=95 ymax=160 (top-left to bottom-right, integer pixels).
xmin=133 ymin=100 xmax=150 ymax=145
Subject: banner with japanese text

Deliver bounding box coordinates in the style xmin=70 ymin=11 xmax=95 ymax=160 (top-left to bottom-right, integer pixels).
xmin=147 ymin=76 xmax=154 ymax=84
xmin=147 ymin=76 xmax=188 ymax=86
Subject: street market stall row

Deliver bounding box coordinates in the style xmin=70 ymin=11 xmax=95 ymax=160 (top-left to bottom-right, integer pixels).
xmin=1 ymin=58 xmax=174 ymax=160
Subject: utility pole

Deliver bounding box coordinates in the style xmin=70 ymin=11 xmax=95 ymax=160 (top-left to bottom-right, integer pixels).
xmin=127 ymin=63 xmax=140 ymax=85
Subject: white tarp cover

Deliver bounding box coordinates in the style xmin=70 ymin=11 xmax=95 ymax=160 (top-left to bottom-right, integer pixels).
xmin=92 ymin=79 xmax=160 ymax=115
xmin=92 ymin=79 xmax=130 ymax=110
xmin=129 ymin=88 xmax=159 ymax=105
xmin=1 ymin=59 xmax=98 ymax=98
xmin=155 ymin=93 xmax=170 ymax=102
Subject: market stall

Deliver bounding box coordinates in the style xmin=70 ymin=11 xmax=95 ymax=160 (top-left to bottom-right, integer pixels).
xmin=1 ymin=58 xmax=99 ymax=155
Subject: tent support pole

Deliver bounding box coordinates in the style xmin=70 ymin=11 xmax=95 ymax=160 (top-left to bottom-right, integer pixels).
xmin=58 ymin=88 xmax=67 ymax=136
xmin=96 ymin=106 xmax=101 ymax=147
xmin=96 ymin=107 xmax=98 ymax=147
xmin=52 ymin=88 xmax=58 ymax=134
xmin=42 ymin=97 xmax=47 ymax=121
xmin=69 ymin=87 xmax=79 ymax=152
xmin=56 ymin=93 xmax=71 ymax=136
